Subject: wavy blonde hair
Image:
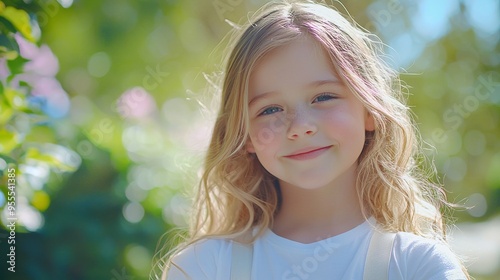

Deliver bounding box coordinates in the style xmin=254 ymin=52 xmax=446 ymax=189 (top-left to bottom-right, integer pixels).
xmin=155 ymin=0 xmax=468 ymax=278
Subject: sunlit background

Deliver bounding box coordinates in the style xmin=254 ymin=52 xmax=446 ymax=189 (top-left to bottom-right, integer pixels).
xmin=0 ymin=0 xmax=498 ymax=279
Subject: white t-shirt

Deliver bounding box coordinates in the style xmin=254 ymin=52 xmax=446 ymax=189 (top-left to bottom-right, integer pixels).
xmin=167 ymin=219 xmax=466 ymax=279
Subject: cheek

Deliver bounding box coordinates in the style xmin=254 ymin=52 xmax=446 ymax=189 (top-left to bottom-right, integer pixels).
xmin=322 ymin=107 xmax=367 ymax=139
xmin=249 ymin=115 xmax=288 ymax=151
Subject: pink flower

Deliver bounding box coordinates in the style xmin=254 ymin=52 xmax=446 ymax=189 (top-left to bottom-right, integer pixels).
xmin=15 ymin=33 xmax=59 ymax=77
xmin=117 ymin=87 xmax=157 ymax=120
xmin=12 ymin=33 xmax=69 ymax=118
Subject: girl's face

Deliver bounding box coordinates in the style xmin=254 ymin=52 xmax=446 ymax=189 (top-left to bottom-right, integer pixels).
xmin=246 ymin=36 xmax=374 ymax=190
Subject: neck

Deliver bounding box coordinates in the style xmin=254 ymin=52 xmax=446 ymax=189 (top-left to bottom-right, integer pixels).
xmin=271 ymin=164 xmax=365 ymax=243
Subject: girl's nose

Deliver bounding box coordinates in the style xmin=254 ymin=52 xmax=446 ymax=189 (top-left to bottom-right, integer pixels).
xmin=286 ymin=109 xmax=317 ymax=139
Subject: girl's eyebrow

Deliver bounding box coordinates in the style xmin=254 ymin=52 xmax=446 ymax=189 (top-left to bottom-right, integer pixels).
xmin=248 ymin=79 xmax=341 ymax=106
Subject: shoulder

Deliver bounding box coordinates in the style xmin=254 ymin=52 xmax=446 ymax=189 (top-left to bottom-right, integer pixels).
xmin=166 ymin=237 xmax=232 ymax=280
xmin=391 ymin=232 xmax=467 ymax=280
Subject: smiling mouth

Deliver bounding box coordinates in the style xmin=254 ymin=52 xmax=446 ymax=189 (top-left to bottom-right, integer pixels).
xmin=284 ymin=146 xmax=332 ymax=160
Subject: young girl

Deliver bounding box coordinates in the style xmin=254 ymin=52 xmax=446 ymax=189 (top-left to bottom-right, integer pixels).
xmin=160 ymin=1 xmax=469 ymax=279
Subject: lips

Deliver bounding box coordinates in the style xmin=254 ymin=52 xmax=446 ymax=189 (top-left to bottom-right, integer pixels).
xmin=284 ymin=145 xmax=332 ymax=160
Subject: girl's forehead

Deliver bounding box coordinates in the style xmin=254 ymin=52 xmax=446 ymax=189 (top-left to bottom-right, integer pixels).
xmin=248 ymin=36 xmax=341 ymax=98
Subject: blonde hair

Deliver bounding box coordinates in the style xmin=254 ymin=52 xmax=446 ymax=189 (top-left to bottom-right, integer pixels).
xmin=155 ymin=0 xmax=468 ymax=278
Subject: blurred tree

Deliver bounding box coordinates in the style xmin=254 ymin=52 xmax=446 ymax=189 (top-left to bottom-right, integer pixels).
xmin=0 ymin=1 xmax=80 ymax=230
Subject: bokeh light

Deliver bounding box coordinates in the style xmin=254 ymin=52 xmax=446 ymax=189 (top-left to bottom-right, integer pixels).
xmin=87 ymin=52 xmax=111 ymax=78
xmin=122 ymin=201 xmax=145 ymax=224
xmin=466 ymin=193 xmax=488 ymax=218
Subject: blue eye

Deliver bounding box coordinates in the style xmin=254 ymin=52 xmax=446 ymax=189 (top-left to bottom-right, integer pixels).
xmin=314 ymin=93 xmax=336 ymax=103
xmin=259 ymin=106 xmax=282 ymax=116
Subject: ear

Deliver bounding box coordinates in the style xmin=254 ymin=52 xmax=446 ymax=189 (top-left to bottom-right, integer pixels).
xmin=365 ymin=111 xmax=375 ymax=132
xmin=245 ymin=138 xmax=256 ymax=153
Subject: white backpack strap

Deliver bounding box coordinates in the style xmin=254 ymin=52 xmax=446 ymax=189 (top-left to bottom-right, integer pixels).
xmin=231 ymin=239 xmax=253 ymax=280
xmin=363 ymin=229 xmax=396 ymax=280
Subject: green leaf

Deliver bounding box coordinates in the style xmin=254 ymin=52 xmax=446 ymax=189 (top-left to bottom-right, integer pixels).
xmin=0 ymin=6 xmax=35 ymax=42
xmin=0 ymin=16 xmax=17 ymax=34
xmin=0 ymin=154 xmax=16 ymax=164
xmin=25 ymin=146 xmax=81 ymax=172
xmin=18 ymin=80 xmax=30 ymax=89
xmin=6 ymin=55 xmax=28 ymax=77
xmin=4 ymin=87 xmax=27 ymax=110
xmin=0 ymin=129 xmax=19 ymax=154
xmin=0 ymin=97 xmax=13 ymax=125
xmin=0 ymin=33 xmax=19 ymax=60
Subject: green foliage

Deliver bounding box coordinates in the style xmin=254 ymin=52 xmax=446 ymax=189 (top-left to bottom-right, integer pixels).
xmin=0 ymin=1 xmax=80 ymax=231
